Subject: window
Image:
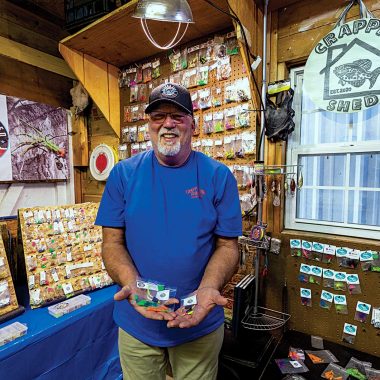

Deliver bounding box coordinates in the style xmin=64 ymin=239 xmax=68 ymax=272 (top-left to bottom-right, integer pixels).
xmin=285 ymin=67 xmax=380 ymax=239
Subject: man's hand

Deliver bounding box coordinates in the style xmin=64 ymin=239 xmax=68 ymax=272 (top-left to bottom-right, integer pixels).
xmin=167 ymin=287 xmax=227 ymax=328
xmin=114 ymin=283 xmax=179 ymax=321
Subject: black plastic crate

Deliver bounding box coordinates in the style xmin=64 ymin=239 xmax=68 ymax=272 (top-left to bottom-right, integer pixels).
xmin=64 ymin=0 xmax=118 ymax=33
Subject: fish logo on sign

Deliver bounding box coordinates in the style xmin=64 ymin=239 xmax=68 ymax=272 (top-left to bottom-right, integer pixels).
xmin=333 ymin=59 xmax=380 ymax=88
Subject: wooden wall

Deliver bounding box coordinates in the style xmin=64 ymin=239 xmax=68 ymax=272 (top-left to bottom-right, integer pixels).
xmin=0 ymin=1 xmax=72 ymax=108
xmin=264 ymin=0 xmax=380 ymax=355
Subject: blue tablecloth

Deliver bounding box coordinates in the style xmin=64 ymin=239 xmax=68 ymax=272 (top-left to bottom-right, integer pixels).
xmin=0 ymin=285 xmax=122 ymax=380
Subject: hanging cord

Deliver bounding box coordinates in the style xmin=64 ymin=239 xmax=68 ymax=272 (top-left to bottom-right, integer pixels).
xmin=203 ymin=0 xmax=268 ymax=159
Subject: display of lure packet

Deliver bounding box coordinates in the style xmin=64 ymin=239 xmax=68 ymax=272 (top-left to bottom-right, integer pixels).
xmin=342 ymin=323 xmax=358 ymax=345
xmin=305 ymin=350 xmax=338 ymax=364
xmin=371 ymin=307 xmax=380 ymax=328
xmin=347 ymin=274 xmax=362 ymax=295
xmin=323 ymin=268 xmax=335 ymax=289
xmin=311 ymin=335 xmax=324 ymax=349
xmin=48 ymin=294 xmax=91 ymax=318
xmin=299 ymin=264 xmax=311 ymax=283
xmin=321 ymin=363 xmax=348 ymax=380
xmin=360 ymin=250 xmax=374 ymax=271
xmin=365 ymin=367 xmax=380 ymax=380
xmin=354 ymin=301 xmax=371 ymax=323
xmin=300 ymin=288 xmax=312 ymax=307
xmin=290 ymin=239 xmax=302 ymax=257
xmin=334 ymin=294 xmax=348 ymax=315
xmin=275 ymin=359 xmax=309 ymax=374
xmin=288 ymin=347 xmax=305 ymax=361
xmin=345 ymin=357 xmax=372 ymax=378
xmin=309 ymin=266 xmax=322 ymax=285
xmin=0 ymin=322 xmax=28 ymax=347
xmin=133 ymin=278 xmax=177 ymax=312
xmin=336 ymin=247 xmax=350 ymax=267
xmin=311 ymin=242 xmax=324 ymax=262
xmin=323 ymin=244 xmax=336 ymax=264
xmin=333 ymin=271 xmax=347 ymax=292
xmin=320 ymin=290 xmax=334 ymax=310
xmin=370 ymin=252 xmax=380 ymax=272
xmin=178 ymin=292 xmax=197 ymax=316
xmin=301 ymin=240 xmax=313 ymax=260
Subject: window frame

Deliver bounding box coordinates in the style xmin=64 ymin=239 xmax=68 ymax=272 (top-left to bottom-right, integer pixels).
xmin=285 ymin=67 xmax=380 ymax=240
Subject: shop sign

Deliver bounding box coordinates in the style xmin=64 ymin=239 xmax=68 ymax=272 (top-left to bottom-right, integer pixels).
xmin=304 ymin=17 xmax=380 ymax=113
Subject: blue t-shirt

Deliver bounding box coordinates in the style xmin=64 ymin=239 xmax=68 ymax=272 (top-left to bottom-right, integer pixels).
xmin=95 ymin=150 xmax=242 ymax=347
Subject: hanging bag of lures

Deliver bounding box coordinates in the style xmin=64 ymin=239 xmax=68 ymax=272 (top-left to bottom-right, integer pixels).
xmin=264 ymin=80 xmax=295 ymax=142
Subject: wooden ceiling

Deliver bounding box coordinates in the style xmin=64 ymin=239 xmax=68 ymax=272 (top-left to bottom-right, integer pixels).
xmin=60 ymin=0 xmax=233 ymax=68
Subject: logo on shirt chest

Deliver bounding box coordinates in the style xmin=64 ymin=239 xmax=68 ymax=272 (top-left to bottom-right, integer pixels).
xmin=185 ymin=186 xmax=206 ymax=199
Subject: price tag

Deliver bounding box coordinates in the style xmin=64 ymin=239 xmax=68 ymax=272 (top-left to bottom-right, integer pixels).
xmin=290 ymin=361 xmax=302 ymax=368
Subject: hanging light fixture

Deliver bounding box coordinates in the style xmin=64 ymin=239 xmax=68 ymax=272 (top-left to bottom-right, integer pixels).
xmin=132 ymin=0 xmax=194 ymax=50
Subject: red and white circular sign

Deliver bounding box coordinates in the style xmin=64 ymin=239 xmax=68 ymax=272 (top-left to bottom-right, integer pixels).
xmin=89 ymin=144 xmax=117 ymax=181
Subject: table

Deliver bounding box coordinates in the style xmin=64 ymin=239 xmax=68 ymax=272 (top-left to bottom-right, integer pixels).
xmin=0 ymin=285 xmax=121 ymax=380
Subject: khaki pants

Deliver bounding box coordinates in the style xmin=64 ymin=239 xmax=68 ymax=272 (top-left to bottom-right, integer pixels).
xmin=118 ymin=325 xmax=224 ymax=380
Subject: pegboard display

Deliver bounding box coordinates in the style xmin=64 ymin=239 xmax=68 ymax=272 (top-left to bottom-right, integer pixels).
xmin=283 ymin=234 xmax=380 ymax=356
xmin=119 ymin=30 xmax=257 ymax=192
xmin=0 ymin=235 xmax=19 ymax=317
xmin=19 ymin=202 xmax=113 ymax=309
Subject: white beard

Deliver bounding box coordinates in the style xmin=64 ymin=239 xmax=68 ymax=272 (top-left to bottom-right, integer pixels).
xmin=157 ymin=140 xmax=181 ymax=156
xmin=157 ymin=128 xmax=181 ymax=156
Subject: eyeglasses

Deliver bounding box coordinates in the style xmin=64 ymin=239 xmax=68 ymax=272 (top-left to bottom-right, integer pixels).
xmin=148 ymin=111 xmax=190 ymax=124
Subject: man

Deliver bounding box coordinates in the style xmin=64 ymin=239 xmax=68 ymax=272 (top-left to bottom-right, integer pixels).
xmin=96 ymin=82 xmax=242 ymax=380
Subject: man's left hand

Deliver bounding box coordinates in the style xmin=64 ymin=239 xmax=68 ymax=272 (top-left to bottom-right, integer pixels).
xmin=167 ymin=287 xmax=227 ymax=328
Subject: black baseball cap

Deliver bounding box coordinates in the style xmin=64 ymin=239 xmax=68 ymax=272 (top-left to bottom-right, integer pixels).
xmin=145 ymin=82 xmax=193 ymax=115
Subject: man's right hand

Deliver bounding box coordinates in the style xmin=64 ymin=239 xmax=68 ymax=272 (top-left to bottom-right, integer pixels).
xmin=114 ymin=284 xmax=179 ymax=321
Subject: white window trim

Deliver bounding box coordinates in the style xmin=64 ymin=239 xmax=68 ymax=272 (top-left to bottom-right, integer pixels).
xmin=285 ymin=67 xmax=380 ymax=240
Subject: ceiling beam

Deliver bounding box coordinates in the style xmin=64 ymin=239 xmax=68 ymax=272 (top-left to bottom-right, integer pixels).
xmin=0 ymin=36 xmax=75 ymax=79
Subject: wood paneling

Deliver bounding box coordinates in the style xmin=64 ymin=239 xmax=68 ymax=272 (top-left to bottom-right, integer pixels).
xmin=277 ymin=0 xmax=380 ymax=63
xmin=60 ymin=0 xmax=233 ymax=67
xmin=71 ymin=114 xmax=89 ymax=166
xmin=0 ymin=36 xmax=75 ymax=79
xmin=0 ymin=1 xmax=67 ymax=56
xmin=0 ymin=55 xmax=72 ymax=109
xmin=59 ymin=45 xmax=120 ymax=137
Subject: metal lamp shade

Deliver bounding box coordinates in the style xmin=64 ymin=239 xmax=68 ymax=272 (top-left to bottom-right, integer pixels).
xmin=133 ymin=0 xmax=194 ymax=23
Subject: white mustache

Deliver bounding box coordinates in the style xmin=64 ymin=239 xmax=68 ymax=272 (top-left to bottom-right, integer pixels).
xmin=158 ymin=128 xmax=180 ymax=137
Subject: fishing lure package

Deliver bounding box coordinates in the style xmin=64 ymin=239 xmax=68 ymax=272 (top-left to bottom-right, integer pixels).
xmin=345 ymin=357 xmax=372 ymax=377
xmin=354 ymin=301 xmax=371 ymax=323
xmin=212 ymin=86 xmax=223 ymax=107
xmin=322 ymin=244 xmax=336 ymax=264
xmin=193 ymin=116 xmax=200 ymax=136
xmin=301 ymin=240 xmax=313 ymax=260
xmin=305 ymin=350 xmax=338 ymax=364
xmin=298 ymin=264 xmax=311 ymax=283
xmin=177 ymin=292 xmax=197 ymax=316
xmin=300 ymin=288 xmax=312 ymax=307
xmin=319 ymin=290 xmax=333 ymax=310
xmin=216 ymin=56 xmax=232 ymax=81
xmin=142 ymin=62 xmax=152 ymax=83
xmin=365 ymin=367 xmax=380 ymax=380
xmin=191 ymin=91 xmax=200 ymax=111
xmin=203 ymin=113 xmax=213 ymax=134
xmin=333 ymin=271 xmax=347 ymax=292
xmin=224 ymin=107 xmax=236 ymax=130
xmin=133 ymin=278 xmax=177 ymax=313
xmin=151 ymin=58 xmax=161 ymax=79
xmin=360 ymin=250 xmax=374 ymax=271
xmin=199 ymin=88 xmax=212 ymax=110
xmin=334 ymin=294 xmax=348 ymax=315
xmin=290 ymin=239 xmax=302 ymax=257
xmin=308 ymin=266 xmax=322 ymax=285
xmin=275 ymin=359 xmax=309 ymax=374
xmin=288 ymin=347 xmax=305 ymax=361
xmin=201 ymin=139 xmax=213 ymax=157
xmin=236 ymin=104 xmax=250 ymax=128
xmin=224 ymin=136 xmax=235 ymax=159
xmin=347 ymin=274 xmax=362 ymax=295
xmin=322 ymin=268 xmax=335 ymax=289
xmin=197 ymin=66 xmax=209 ymax=86
xmin=169 ymin=51 xmax=182 ymax=72
xmin=187 ymin=46 xmax=199 ymax=68
xmin=321 ymin=363 xmax=348 ymax=380
xmin=242 ymin=131 xmax=256 ymax=155
xmin=311 ymin=242 xmax=324 ymax=262
xmin=214 ymin=139 xmax=224 ymax=159
xmin=213 ymin=111 xmax=224 ymax=133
